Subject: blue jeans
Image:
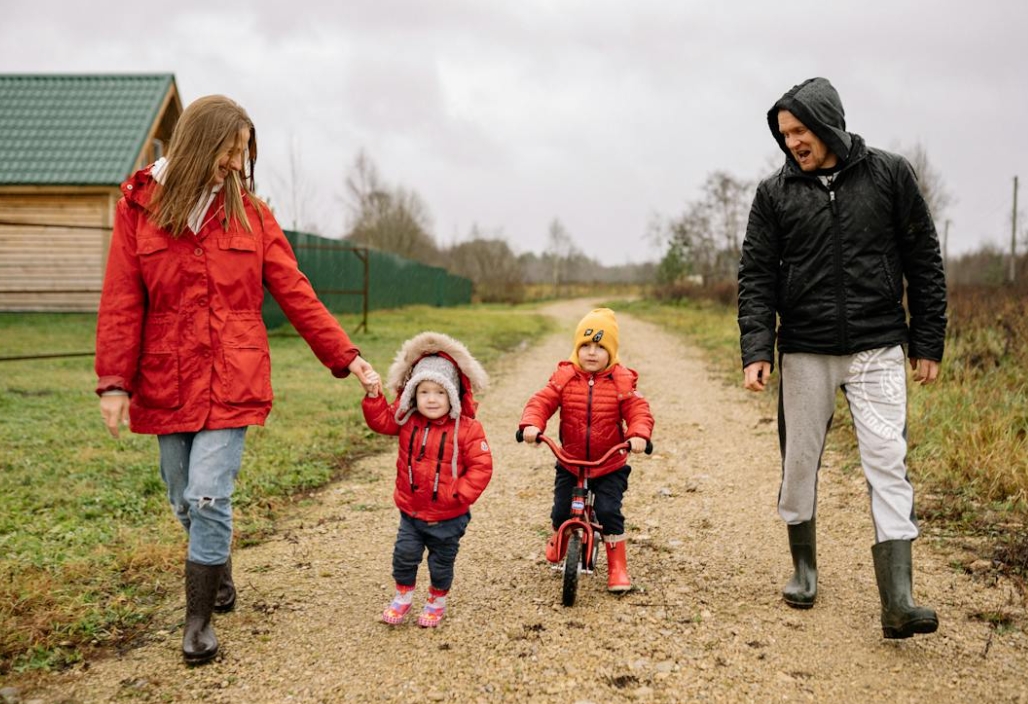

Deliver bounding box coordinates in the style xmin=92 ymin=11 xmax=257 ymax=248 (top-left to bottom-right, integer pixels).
xmin=392 ymin=511 xmax=471 ymax=591
xmin=157 ymin=428 xmax=247 ymax=565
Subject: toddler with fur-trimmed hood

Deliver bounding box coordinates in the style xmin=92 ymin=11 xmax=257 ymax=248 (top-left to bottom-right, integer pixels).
xmin=362 ymin=332 xmax=492 ymax=628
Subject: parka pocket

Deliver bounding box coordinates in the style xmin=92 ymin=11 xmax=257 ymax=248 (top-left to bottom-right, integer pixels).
xmin=136 ymin=352 xmax=182 ymax=408
xmin=879 ymin=255 xmax=903 ymax=302
xmin=219 ymin=311 xmax=272 ymax=404
xmin=217 ymin=235 xmax=258 ymax=253
xmin=136 ymin=312 xmax=182 ymax=408
xmin=136 ymin=237 xmax=169 ymax=256
xmin=778 ymin=264 xmax=797 ymax=308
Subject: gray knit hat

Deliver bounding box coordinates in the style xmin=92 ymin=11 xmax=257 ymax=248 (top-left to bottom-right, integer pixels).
xmin=395 ymin=354 xmax=462 ymax=424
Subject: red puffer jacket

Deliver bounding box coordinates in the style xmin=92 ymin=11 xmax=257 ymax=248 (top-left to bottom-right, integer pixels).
xmin=363 ymin=395 xmax=493 ymax=521
xmin=520 ymin=361 xmax=654 ymax=478
xmin=95 ymin=166 xmax=359 ymax=434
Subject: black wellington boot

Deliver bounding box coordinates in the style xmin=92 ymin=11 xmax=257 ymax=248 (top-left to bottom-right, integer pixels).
xmin=871 ymin=539 xmax=939 ymax=639
xmin=182 ymin=560 xmax=222 ymax=664
xmin=214 ymin=556 xmax=236 ymax=613
xmin=782 ymin=519 xmax=817 ymax=608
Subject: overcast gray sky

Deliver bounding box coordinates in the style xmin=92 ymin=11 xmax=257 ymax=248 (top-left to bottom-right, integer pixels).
xmin=3 ymin=1 xmax=1025 ymax=266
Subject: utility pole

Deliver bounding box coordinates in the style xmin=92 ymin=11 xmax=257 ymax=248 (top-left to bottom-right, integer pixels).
xmin=943 ymin=219 xmax=951 ymax=267
xmin=1011 ymin=176 xmax=1019 ymax=284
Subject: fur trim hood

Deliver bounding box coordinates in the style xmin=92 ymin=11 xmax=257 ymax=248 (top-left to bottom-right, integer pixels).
xmin=387 ymin=331 xmax=488 ymax=422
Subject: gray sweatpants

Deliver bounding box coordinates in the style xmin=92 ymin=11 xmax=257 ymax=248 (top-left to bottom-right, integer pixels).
xmin=778 ymin=345 xmax=918 ymax=542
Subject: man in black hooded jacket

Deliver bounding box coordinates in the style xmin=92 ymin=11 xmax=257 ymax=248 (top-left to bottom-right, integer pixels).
xmin=738 ymin=77 xmax=946 ymax=639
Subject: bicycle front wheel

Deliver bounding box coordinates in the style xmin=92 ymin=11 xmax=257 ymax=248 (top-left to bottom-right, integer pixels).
xmin=562 ymin=532 xmax=582 ymax=606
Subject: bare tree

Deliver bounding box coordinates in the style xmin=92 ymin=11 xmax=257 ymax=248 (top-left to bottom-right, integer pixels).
xmin=546 ymin=218 xmax=578 ymax=296
xmin=902 ymin=143 xmax=955 ymax=230
xmin=342 ymin=150 xmax=440 ymax=265
xmin=448 ymin=225 xmax=525 ymax=303
xmin=656 ymin=171 xmax=752 ymax=287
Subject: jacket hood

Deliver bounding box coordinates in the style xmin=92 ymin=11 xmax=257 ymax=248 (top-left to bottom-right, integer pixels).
xmin=387 ymin=331 xmax=488 ymax=421
xmin=768 ymin=77 xmax=853 ymax=167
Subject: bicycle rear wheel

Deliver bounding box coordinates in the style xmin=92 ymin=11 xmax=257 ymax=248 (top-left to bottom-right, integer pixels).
xmin=562 ymin=532 xmax=582 ymax=606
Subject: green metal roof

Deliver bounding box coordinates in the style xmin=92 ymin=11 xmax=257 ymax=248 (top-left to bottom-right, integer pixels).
xmin=0 ymin=74 xmax=176 ymax=186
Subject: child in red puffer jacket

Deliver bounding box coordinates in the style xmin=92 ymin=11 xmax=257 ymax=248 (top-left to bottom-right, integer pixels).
xmin=519 ymin=308 xmax=654 ymax=592
xmin=362 ymin=332 xmax=492 ymax=627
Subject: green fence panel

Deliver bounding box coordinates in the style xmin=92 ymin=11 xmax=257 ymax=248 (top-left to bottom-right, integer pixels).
xmin=262 ymin=230 xmax=472 ymax=330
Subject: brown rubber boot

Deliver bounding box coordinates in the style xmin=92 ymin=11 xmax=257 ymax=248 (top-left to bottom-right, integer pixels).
xmin=182 ymin=560 xmax=222 ymax=665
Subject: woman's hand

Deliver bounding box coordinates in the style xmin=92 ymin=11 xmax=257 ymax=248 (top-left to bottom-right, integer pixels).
xmin=348 ymin=356 xmax=381 ymax=395
xmin=100 ymin=394 xmax=130 ymax=438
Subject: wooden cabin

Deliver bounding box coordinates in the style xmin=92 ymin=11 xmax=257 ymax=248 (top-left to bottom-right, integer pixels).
xmin=0 ymin=74 xmax=181 ymax=311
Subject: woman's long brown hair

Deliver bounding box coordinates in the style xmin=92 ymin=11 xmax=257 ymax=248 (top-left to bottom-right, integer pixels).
xmin=150 ymin=95 xmax=261 ymax=237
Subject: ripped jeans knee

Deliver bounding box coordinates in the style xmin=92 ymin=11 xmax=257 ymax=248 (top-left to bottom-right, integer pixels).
xmin=158 ymin=428 xmax=246 ymax=565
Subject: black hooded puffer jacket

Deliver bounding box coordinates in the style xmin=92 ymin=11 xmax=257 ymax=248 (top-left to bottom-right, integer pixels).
xmin=738 ymin=77 xmax=947 ymax=369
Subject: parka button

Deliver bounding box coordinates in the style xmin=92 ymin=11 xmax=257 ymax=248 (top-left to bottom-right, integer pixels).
xmin=197 ymin=298 xmax=207 ymax=307
xmin=126 ymin=184 xmax=133 ymax=190
xmin=194 ymin=248 xmax=203 ymax=256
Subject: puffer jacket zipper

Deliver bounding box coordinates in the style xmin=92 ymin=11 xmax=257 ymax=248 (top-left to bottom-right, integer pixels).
xmin=432 ymin=431 xmax=447 ymax=501
xmin=406 ymin=425 xmax=419 ymax=492
xmin=585 ymin=375 xmax=595 ymax=459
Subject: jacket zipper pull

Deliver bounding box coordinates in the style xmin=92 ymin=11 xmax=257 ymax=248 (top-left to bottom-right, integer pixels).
xmin=407 ymin=426 xmax=419 ymax=492
xmin=432 ymin=431 xmax=448 ymax=501
xmin=416 ymin=425 xmax=430 ymax=460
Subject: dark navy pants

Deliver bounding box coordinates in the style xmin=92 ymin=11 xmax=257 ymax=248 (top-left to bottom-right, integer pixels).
xmin=392 ymin=511 xmax=471 ymax=591
xmin=551 ymin=464 xmax=631 ymax=537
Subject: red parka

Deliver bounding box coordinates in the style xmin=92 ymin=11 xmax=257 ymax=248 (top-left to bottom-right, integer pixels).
xmin=95 ymin=165 xmax=359 ymax=434
xmin=520 ymin=361 xmax=654 ymax=478
xmin=362 ymin=395 xmax=493 ymax=522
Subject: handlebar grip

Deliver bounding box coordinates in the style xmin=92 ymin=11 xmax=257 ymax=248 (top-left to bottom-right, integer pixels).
xmin=645 ymin=440 xmax=654 ymax=455
xmin=515 ymin=429 xmax=524 ymax=443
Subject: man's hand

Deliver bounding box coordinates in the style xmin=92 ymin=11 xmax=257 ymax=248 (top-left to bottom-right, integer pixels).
xmin=521 ymin=426 xmax=541 ymax=444
xmin=100 ymin=394 xmax=130 ymax=438
xmin=743 ymin=361 xmax=772 ymax=392
xmin=627 ymin=437 xmax=647 ymax=454
xmin=910 ymin=358 xmax=940 ymax=385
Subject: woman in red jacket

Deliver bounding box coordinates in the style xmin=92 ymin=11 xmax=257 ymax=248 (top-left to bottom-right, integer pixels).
xmin=520 ymin=308 xmax=654 ymax=592
xmin=362 ymin=332 xmax=492 ymax=628
xmin=95 ymin=95 xmax=375 ymax=664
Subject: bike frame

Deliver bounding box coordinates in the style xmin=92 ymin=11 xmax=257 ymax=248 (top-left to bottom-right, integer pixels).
xmin=517 ymin=431 xmax=632 ymax=568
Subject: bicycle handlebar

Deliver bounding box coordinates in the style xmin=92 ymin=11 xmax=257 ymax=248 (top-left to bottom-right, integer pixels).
xmin=515 ymin=429 xmax=653 ymax=467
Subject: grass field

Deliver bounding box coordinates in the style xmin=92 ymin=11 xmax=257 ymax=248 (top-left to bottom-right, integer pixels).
xmin=0 ymin=305 xmax=554 ymax=674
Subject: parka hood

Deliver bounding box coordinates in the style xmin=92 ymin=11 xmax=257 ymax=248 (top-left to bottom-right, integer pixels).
xmin=387 ymin=331 xmax=488 ymax=420
xmin=768 ymin=77 xmax=853 ymax=168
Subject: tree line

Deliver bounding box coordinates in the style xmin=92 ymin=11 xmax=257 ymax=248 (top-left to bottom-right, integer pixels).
xmin=289 ymin=147 xmax=1023 ymax=304
xmin=334 ymin=150 xmax=653 ymax=303
xmin=649 ymin=144 xmax=1026 ymax=300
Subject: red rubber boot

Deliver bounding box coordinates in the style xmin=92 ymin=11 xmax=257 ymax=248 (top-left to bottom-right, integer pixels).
xmin=605 ymin=537 xmax=631 ymax=593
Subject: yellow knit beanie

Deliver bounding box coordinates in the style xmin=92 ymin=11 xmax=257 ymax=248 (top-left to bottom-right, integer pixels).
xmin=569 ymin=307 xmax=619 ymax=370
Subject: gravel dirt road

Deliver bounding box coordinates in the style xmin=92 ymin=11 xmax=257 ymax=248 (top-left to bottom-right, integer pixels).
xmin=20 ymin=300 xmax=1028 ymax=703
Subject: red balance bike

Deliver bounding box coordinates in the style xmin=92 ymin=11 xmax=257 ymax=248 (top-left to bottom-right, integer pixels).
xmin=516 ymin=430 xmax=653 ymax=606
